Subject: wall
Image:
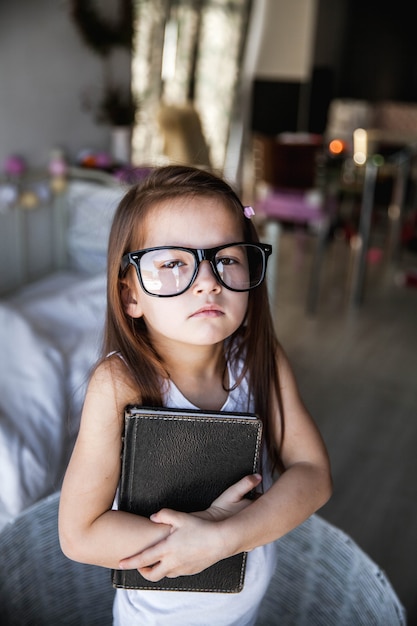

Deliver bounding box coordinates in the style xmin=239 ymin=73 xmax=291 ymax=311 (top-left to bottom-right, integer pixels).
xmin=251 ymin=0 xmax=319 ymax=135
xmin=255 ymin=0 xmax=318 ymax=81
xmin=0 ymin=0 xmax=130 ymax=169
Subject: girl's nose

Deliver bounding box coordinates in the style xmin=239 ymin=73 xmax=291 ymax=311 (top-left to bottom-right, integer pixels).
xmin=192 ymin=260 xmax=221 ymax=294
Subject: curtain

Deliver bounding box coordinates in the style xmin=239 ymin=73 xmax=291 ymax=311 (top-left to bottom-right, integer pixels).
xmin=131 ymin=0 xmax=252 ymax=172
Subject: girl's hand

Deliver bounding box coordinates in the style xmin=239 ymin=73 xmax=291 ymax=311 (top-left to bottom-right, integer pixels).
xmin=117 ymin=473 xmax=262 ymax=580
xmin=119 ymin=511 xmax=222 ymax=580
xmin=195 ymin=473 xmax=262 ymax=522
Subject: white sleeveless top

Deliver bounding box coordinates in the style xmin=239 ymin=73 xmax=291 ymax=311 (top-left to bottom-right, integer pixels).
xmin=113 ymin=357 xmax=278 ymax=626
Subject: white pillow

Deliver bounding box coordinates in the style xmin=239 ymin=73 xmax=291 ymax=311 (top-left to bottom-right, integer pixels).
xmin=0 ymin=304 xmax=66 ymax=521
xmin=66 ymin=181 xmax=126 ymax=274
xmin=11 ymin=272 xmax=107 ymax=356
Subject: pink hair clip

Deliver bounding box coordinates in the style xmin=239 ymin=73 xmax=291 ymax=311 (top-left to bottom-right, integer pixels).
xmin=243 ymin=206 xmax=255 ymax=219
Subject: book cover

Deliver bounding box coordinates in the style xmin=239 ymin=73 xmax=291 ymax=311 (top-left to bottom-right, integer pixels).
xmin=112 ymin=405 xmax=262 ymax=593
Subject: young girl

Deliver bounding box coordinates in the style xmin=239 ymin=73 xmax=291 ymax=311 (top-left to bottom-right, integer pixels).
xmin=59 ymin=165 xmax=332 ymax=625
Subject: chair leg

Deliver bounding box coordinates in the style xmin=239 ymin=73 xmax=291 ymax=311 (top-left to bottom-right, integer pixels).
xmin=306 ymin=217 xmax=331 ymax=316
xmin=349 ymin=160 xmax=378 ymax=307
xmin=264 ymin=220 xmax=281 ymax=311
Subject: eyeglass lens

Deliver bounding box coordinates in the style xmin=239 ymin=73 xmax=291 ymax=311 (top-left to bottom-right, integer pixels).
xmin=139 ymin=244 xmax=265 ymax=296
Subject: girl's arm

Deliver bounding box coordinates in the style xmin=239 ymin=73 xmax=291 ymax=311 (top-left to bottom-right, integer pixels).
xmin=59 ymin=356 xmax=262 ymax=570
xmin=119 ymin=346 xmax=332 ymax=580
xmin=58 ymin=358 xmax=173 ymax=569
xmin=219 ymin=345 xmax=333 ymax=548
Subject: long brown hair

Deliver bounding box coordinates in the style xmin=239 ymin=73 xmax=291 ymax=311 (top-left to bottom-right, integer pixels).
xmin=103 ymin=165 xmax=283 ymax=473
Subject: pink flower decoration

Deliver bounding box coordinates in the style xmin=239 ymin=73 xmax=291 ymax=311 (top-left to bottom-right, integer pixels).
xmin=4 ymin=155 xmax=26 ymax=177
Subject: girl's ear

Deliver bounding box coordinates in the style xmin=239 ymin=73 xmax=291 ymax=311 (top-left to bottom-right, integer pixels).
xmin=120 ymin=279 xmax=143 ymax=318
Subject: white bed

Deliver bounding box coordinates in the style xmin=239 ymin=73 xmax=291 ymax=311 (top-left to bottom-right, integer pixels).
xmin=0 ymin=171 xmax=128 ymax=530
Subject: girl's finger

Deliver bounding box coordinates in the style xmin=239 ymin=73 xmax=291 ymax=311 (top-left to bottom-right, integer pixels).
xmin=213 ymin=473 xmax=262 ymax=506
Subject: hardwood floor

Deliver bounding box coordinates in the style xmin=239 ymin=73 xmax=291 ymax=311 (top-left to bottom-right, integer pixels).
xmin=266 ymin=227 xmax=417 ymax=624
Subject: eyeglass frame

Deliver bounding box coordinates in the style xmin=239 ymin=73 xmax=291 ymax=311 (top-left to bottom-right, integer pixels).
xmin=120 ymin=241 xmax=272 ymax=297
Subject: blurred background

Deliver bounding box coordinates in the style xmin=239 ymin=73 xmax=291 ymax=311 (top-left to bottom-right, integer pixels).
xmin=0 ymin=0 xmax=416 ymax=622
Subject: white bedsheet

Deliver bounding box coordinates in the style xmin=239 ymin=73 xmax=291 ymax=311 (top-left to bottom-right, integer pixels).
xmin=0 ymin=271 xmax=107 ymax=530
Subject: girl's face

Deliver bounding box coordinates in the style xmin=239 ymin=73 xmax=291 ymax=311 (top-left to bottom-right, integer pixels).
xmin=125 ymin=196 xmax=249 ymax=351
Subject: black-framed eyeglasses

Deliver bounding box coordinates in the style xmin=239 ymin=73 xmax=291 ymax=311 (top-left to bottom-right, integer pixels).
xmin=120 ymin=242 xmax=272 ymax=297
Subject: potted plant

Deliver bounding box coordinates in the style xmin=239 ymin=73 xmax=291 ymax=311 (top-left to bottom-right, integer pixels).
xmin=96 ymin=86 xmax=137 ymax=127
xmin=98 ymin=87 xmax=138 ymax=163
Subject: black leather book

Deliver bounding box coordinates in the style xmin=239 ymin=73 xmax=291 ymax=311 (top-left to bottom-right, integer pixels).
xmin=112 ymin=405 xmax=262 ymax=593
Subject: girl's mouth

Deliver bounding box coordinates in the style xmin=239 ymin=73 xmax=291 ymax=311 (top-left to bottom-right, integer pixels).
xmin=190 ymin=305 xmax=224 ymax=318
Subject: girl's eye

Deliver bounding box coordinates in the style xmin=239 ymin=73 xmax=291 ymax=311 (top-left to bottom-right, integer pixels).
xmin=217 ymin=256 xmax=238 ymax=266
xmin=216 ymin=245 xmax=247 ymax=268
xmin=160 ymin=259 xmax=186 ymax=270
